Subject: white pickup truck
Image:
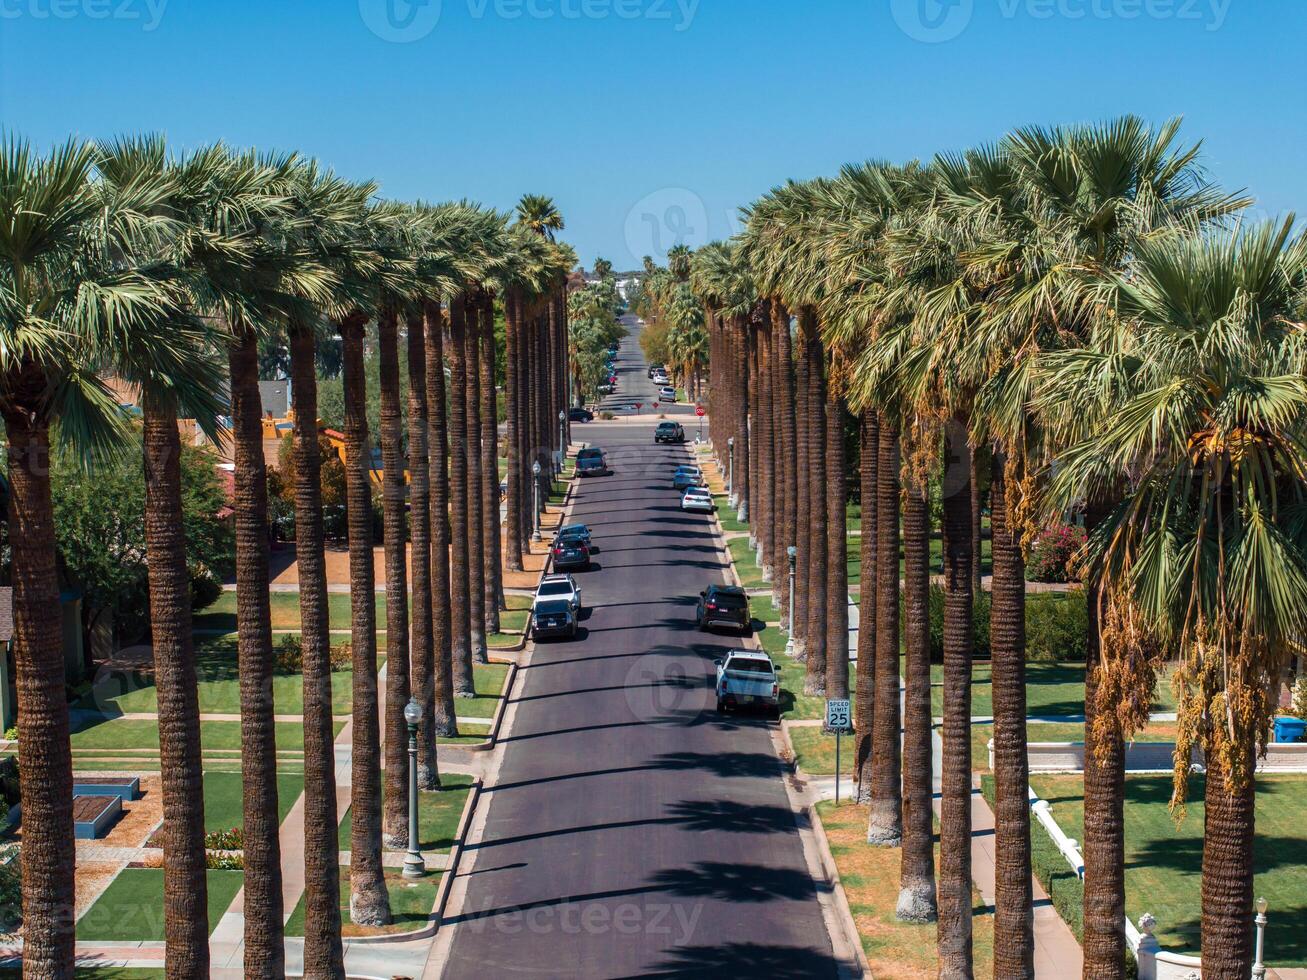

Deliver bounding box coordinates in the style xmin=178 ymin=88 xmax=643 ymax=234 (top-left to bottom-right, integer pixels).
xmin=714 ymin=651 xmax=780 ymax=717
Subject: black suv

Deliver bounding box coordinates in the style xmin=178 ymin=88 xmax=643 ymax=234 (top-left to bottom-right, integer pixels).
xmin=655 ymin=421 xmax=685 ymax=444
xmin=696 ymin=584 xmax=751 ymax=633
xmin=568 ymin=407 xmax=594 ymax=422
xmin=532 ymin=599 xmax=578 ymax=641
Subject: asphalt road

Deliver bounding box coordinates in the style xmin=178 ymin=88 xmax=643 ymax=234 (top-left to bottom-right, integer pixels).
xmin=440 ymin=323 xmax=840 ymax=978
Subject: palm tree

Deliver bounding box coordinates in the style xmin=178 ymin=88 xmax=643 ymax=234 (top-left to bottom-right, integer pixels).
xmin=898 ymin=451 xmax=937 ymax=923
xmin=407 ymin=301 xmax=439 ymax=785
xmin=425 ymin=297 xmax=458 ymax=742
xmin=852 ymin=411 xmax=878 ymax=801
xmin=478 ymin=291 xmax=503 ymax=635
xmin=465 ymin=287 xmax=488 ymax=664
xmin=448 ymin=291 xmax=475 ymax=698
xmin=378 ymin=302 xmax=412 ymax=846
xmin=1044 ymin=219 xmax=1307 ymax=978
xmin=824 ymin=387 xmax=849 ymax=700
xmin=280 ymin=161 xmax=374 ymax=976
xmin=339 ymin=306 xmax=391 ymax=925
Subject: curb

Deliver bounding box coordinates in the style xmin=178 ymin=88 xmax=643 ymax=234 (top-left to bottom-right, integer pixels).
xmin=346 ymin=775 xmax=484 ymax=946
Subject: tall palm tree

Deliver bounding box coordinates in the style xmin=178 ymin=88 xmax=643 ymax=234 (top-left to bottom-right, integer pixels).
xmin=465 ymin=287 xmax=488 ymax=664
xmin=1044 ymin=219 xmax=1307 ymax=979
xmin=448 ymin=291 xmax=475 ymax=697
xmin=378 ymin=302 xmax=412 ymax=846
xmin=479 ymin=291 xmax=503 ymax=635
xmin=407 ymin=301 xmax=438 ymax=785
xmin=339 ymin=306 xmax=391 ymax=925
xmin=852 ymin=411 xmax=877 ymax=801
xmin=425 ymin=298 xmax=458 ymax=743
xmin=824 ymin=386 xmax=849 ymax=700
xmin=898 ymin=449 xmax=937 ymax=923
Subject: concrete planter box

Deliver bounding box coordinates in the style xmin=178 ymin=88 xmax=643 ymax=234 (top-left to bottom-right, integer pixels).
xmin=73 ymin=775 xmax=140 ymax=801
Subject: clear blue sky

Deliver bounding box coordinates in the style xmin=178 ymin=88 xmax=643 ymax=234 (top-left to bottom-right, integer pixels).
xmin=2 ymin=0 xmax=1301 ymax=270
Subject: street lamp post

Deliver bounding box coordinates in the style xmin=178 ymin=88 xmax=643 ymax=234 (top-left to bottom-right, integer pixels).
xmin=784 ymin=545 xmax=797 ymax=656
xmin=1253 ymin=897 xmax=1269 ymax=979
xmin=531 ymin=460 xmax=543 ymax=542
xmin=558 ymin=409 xmax=567 ymax=478
xmin=727 ymin=436 xmax=735 ymax=504
xmin=402 ymin=697 xmax=426 ymax=879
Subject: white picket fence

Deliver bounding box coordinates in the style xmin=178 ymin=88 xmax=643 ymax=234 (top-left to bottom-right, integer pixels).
xmin=1024 ymin=782 xmax=1203 ymax=978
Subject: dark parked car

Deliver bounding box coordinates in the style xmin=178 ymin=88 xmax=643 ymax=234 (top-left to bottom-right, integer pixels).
xmin=552 ymin=536 xmax=591 ymax=570
xmin=568 ymin=407 xmax=594 ymax=422
xmin=696 ymin=584 xmax=751 ymax=633
xmin=575 ymin=447 xmax=609 ymax=477
xmin=647 ymin=363 xmax=665 ymax=379
xmin=531 ymin=599 xmax=577 ymax=640
xmin=655 ymin=421 xmax=685 ymax=444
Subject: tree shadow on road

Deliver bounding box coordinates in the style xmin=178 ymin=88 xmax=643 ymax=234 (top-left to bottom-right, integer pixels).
xmin=645 ymin=942 xmax=843 ymax=978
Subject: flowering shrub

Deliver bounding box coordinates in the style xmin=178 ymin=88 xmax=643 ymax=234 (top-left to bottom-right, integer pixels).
xmin=204 ymin=826 xmax=243 ymax=850
xmin=1026 ymin=523 xmax=1087 ymax=584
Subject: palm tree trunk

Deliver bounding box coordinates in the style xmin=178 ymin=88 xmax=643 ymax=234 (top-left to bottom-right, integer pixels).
xmin=867 ymin=420 xmax=902 ymax=846
xmin=447 ymin=293 xmax=474 ymax=698
xmin=804 ymin=320 xmax=828 ymax=694
xmin=1083 ymin=496 xmax=1125 ymax=979
xmin=971 ymin=448 xmax=984 ymax=593
xmin=378 ymin=307 xmax=412 ymax=848
xmin=734 ymin=316 xmax=751 ymax=522
xmin=407 ymin=309 xmax=438 ymax=794
xmin=141 ymin=397 xmax=210 ymax=977
xmin=340 ymin=313 xmax=391 ymax=927
xmin=774 ymin=302 xmax=797 ymax=629
xmin=898 ymin=468 xmax=936 ymax=922
xmin=2 ymin=406 xmax=75 ymax=978
xmin=288 ymin=320 xmax=346 ymax=977
xmin=504 ymin=289 xmax=525 ymax=572
xmin=465 ymin=294 xmax=488 ymax=664
xmin=754 ymin=317 xmax=773 ymax=572
xmin=990 ymin=447 xmax=1033 ymax=978
xmin=938 ymin=420 xmax=975 ymax=978
xmin=824 ymin=392 xmax=848 ymax=700
xmin=227 ymin=326 xmax=286 ymax=970
xmin=424 ymin=301 xmax=457 ymax=748
xmin=1200 ymin=739 xmax=1256 ymax=978
xmin=480 ymin=294 xmax=504 ymax=633
xmin=793 ymin=312 xmax=811 ymax=662
xmin=853 ymin=411 xmax=878 ymax=803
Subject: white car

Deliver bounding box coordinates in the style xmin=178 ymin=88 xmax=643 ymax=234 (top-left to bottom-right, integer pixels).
xmin=652 ymin=373 xmax=670 ymax=386
xmin=681 ymin=486 xmax=714 ymax=513
xmin=714 ymin=651 xmax=780 ymax=716
xmin=659 ymin=386 xmax=677 ymax=402
xmin=533 ymin=573 xmax=582 ymax=614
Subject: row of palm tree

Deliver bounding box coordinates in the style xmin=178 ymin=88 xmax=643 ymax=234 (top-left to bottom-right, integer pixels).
xmin=632 ymin=245 xmax=711 ymax=400
xmin=690 ymin=117 xmax=1305 ymax=979
xmin=0 ymin=135 xmax=573 ymax=977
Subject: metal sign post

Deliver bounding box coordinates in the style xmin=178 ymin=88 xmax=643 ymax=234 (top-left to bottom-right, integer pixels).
xmin=825 ymin=698 xmax=852 ymax=803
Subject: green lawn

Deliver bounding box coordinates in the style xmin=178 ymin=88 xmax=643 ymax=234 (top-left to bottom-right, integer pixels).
xmin=337 ymin=774 xmax=473 ymax=853
xmin=456 ymin=663 xmax=509 ymax=719
xmin=790 ymin=725 xmax=858 ymax=778
xmin=1023 ymin=773 xmax=1307 ymax=964
xmin=195 ymin=590 xmax=385 ymax=632
xmin=924 ymin=661 xmax=1177 ymax=719
xmin=284 ymin=868 xmax=442 ymax=937
xmin=715 ymin=495 xmax=750 ymax=533
xmin=202 ymin=769 xmax=305 ymax=833
xmin=727 ymin=537 xmax=767 ymax=590
xmin=750 ymin=592 xmax=780 ymax=625
xmin=70 ymin=718 xmax=342 ymax=752
xmin=77 ymin=869 xmax=243 ymax=941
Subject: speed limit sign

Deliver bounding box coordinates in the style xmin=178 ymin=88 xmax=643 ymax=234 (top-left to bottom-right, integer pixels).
xmin=825 ymin=699 xmax=851 ymax=732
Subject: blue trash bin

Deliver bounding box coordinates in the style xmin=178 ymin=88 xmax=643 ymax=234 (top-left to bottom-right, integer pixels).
xmin=1273 ymin=717 xmax=1307 ymax=743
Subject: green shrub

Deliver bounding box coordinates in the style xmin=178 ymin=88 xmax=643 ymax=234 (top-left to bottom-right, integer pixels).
xmin=2 ymin=727 xmax=15 ymax=743
xmin=189 ymin=568 xmax=223 ymax=613
xmin=1026 ymin=591 xmax=1088 ymax=662
xmin=205 ymin=852 xmax=244 ymax=870
xmin=1291 ymin=675 xmax=1307 ymax=720
xmin=330 ymin=640 xmax=352 ymax=672
xmin=922 ymin=586 xmax=1086 ymax=662
xmin=273 ymin=634 xmax=304 ymax=674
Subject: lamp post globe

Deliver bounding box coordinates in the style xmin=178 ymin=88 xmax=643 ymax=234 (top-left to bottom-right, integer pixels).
xmin=531 ymin=460 xmax=543 ymax=542
xmin=785 ymin=545 xmax=797 ymax=655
